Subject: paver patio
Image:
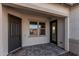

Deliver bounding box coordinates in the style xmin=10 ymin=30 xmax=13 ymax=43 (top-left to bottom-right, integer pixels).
xmin=8 ymin=43 xmax=76 ymax=56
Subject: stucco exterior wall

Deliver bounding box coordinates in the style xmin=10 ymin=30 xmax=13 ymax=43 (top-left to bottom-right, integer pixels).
xmin=57 ymin=18 xmax=65 ymax=48
xmin=69 ymin=4 xmax=79 ymax=55
xmin=65 ymin=17 xmax=69 ymax=51
xmin=0 ymin=4 xmax=3 ymax=56
xmin=22 ymin=13 xmax=50 ymax=47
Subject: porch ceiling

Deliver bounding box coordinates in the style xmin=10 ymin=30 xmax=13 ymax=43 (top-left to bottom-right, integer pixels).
xmin=2 ymin=3 xmax=67 ymax=18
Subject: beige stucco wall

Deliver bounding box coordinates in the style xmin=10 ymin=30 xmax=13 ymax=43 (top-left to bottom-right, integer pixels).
xmin=69 ymin=4 xmax=79 ymax=55
xmin=22 ymin=14 xmax=50 ymax=47
xmin=0 ymin=4 xmax=4 ymax=56
xmin=57 ymin=18 xmax=65 ymax=48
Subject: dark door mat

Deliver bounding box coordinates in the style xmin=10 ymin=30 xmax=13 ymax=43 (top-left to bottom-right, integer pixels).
xmin=59 ymin=52 xmax=77 ymax=56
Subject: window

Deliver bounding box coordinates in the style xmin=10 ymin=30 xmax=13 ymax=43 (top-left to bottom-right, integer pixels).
xmin=39 ymin=22 xmax=46 ymax=35
xmin=29 ymin=21 xmax=46 ymax=36
xmin=29 ymin=22 xmax=38 ymax=36
xmin=39 ymin=29 xmax=45 ymax=35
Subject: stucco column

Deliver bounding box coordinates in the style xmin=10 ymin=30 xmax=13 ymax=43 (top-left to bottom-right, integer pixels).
xmin=0 ymin=3 xmax=3 ymax=56
xmin=65 ymin=17 xmax=69 ymax=51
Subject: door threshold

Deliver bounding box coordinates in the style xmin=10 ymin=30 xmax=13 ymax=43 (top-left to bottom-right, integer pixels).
xmin=8 ymin=47 xmax=22 ymax=54
xmin=58 ymin=51 xmax=69 ymax=56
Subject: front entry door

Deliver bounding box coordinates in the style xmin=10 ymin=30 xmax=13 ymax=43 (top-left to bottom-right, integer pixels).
xmin=8 ymin=14 xmax=22 ymax=53
xmin=50 ymin=20 xmax=57 ymax=44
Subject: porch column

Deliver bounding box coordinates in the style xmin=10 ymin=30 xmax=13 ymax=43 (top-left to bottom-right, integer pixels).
xmin=65 ymin=17 xmax=69 ymax=51
xmin=0 ymin=3 xmax=3 ymax=56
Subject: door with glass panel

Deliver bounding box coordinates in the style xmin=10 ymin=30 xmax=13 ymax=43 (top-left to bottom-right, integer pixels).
xmin=50 ymin=20 xmax=57 ymax=44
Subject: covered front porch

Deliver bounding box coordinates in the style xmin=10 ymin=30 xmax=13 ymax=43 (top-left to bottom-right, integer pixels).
xmin=0 ymin=4 xmax=69 ymax=55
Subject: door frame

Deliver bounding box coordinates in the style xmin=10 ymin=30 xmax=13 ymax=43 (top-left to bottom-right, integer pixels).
xmin=8 ymin=14 xmax=22 ymax=53
xmin=50 ymin=20 xmax=57 ymax=45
